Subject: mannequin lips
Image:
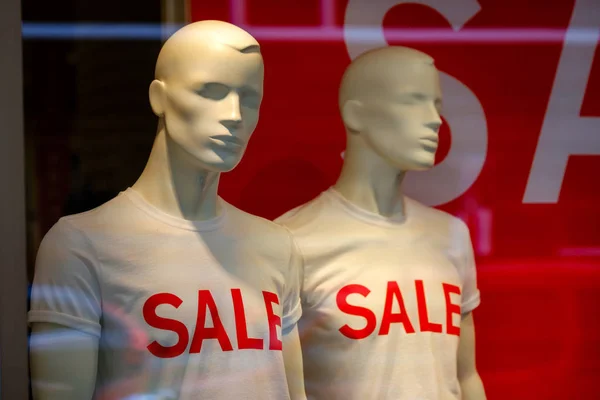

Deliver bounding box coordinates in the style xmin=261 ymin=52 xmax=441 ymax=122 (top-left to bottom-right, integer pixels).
xmin=210 ymin=135 xmax=245 ymax=152
xmin=420 ymin=136 xmax=438 ymax=151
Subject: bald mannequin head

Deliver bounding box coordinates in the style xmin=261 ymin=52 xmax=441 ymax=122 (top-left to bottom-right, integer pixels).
xmin=155 ymin=20 xmax=261 ymax=82
xmin=339 ymin=46 xmax=442 ymax=171
xmin=339 ymin=46 xmax=434 ymax=112
xmin=149 ymin=20 xmax=264 ymax=172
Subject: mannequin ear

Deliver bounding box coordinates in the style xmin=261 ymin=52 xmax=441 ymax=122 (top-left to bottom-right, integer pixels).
xmin=149 ymin=79 xmax=166 ymax=117
xmin=341 ymin=99 xmax=364 ymax=134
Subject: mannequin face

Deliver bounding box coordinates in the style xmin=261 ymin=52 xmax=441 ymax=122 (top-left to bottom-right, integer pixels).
xmin=158 ymin=43 xmax=264 ymax=172
xmin=355 ymin=61 xmax=442 ymax=171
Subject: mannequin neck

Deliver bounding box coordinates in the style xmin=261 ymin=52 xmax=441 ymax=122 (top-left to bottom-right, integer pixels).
xmin=132 ymin=121 xmax=221 ymax=221
xmin=334 ymin=135 xmax=406 ymax=218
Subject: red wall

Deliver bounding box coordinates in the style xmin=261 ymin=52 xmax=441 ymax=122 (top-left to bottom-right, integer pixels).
xmin=190 ymin=1 xmax=600 ymax=398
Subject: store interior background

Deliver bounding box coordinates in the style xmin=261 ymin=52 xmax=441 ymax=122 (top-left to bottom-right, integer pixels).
xmin=22 ymin=0 xmax=165 ymax=278
xmin=19 ymin=0 xmax=600 ymax=399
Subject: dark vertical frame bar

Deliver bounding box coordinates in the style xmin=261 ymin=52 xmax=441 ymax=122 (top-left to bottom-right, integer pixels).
xmin=0 ymin=0 xmax=28 ymax=397
xmin=162 ymin=0 xmax=190 ymax=38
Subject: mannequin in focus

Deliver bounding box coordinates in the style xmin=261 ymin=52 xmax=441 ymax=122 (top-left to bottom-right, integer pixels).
xmin=276 ymin=46 xmax=486 ymax=400
xmin=29 ymin=20 xmax=305 ymax=400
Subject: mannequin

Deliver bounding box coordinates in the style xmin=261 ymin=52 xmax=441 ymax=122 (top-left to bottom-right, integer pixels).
xmin=29 ymin=20 xmax=305 ymax=400
xmin=276 ymin=46 xmax=486 ymax=399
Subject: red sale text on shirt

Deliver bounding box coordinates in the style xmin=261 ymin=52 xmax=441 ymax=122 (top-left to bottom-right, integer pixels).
xmin=336 ymin=280 xmax=461 ymax=339
xmin=142 ymin=289 xmax=282 ymax=358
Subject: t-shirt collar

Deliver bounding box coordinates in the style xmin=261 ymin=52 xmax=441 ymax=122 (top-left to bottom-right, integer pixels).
xmin=123 ymin=187 xmax=226 ymax=232
xmin=324 ymin=187 xmax=408 ymax=228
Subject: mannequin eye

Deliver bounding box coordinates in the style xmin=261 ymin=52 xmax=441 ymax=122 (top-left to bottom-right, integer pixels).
xmin=196 ymin=83 xmax=230 ymax=100
xmin=409 ymin=93 xmax=428 ymax=102
xmin=397 ymin=93 xmax=425 ymax=105
xmin=240 ymin=89 xmax=261 ymax=109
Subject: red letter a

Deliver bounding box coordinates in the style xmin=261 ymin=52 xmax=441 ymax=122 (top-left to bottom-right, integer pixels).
xmin=190 ymin=290 xmax=233 ymax=353
xmin=379 ymin=282 xmax=415 ymax=335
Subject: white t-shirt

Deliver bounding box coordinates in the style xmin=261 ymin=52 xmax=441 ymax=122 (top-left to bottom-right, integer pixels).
xmin=275 ymin=188 xmax=481 ymax=400
xmin=29 ymin=188 xmax=302 ymax=400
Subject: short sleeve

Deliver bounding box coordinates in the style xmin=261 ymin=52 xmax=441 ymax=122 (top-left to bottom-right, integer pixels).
xmin=28 ymin=218 xmax=102 ymax=337
xmin=281 ymin=233 xmax=303 ymax=334
xmin=458 ymin=221 xmax=481 ymax=315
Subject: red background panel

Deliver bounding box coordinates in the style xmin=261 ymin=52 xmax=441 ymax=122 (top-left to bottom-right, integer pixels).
xmin=245 ymin=0 xmax=322 ymax=26
xmin=190 ymin=1 xmax=600 ymax=398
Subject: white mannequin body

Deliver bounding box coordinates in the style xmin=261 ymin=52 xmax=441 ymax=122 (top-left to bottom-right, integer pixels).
xmin=30 ymin=21 xmax=305 ymax=400
xmin=276 ymin=47 xmax=486 ymax=399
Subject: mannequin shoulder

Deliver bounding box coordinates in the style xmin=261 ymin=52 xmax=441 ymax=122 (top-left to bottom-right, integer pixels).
xmin=61 ymin=192 xmax=130 ymax=228
xmin=405 ymin=197 xmax=468 ymax=234
xmin=40 ymin=194 xmax=134 ymax=250
xmin=40 ymin=216 xmax=89 ymax=250
xmin=220 ymin=204 xmax=301 ymax=260
xmin=273 ymin=195 xmax=330 ymax=233
xmin=222 ymin=202 xmax=292 ymax=238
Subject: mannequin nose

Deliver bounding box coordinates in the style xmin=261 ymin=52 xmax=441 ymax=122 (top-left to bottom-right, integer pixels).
xmin=426 ymin=121 xmax=442 ymax=133
xmin=221 ymin=93 xmax=242 ymax=131
xmin=426 ymin=103 xmax=443 ymax=133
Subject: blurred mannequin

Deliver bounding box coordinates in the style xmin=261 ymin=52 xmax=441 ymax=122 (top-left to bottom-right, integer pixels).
xmin=277 ymin=46 xmax=486 ymax=399
xmin=29 ymin=20 xmax=305 ymax=400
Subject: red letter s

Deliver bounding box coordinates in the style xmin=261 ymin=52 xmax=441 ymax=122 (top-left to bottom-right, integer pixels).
xmin=336 ymin=284 xmax=376 ymax=339
xmin=143 ymin=293 xmax=189 ymax=358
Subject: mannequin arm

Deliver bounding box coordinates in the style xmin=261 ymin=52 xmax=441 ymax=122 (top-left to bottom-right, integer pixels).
xmin=282 ymin=324 xmax=307 ymax=400
xmin=457 ymin=312 xmax=486 ymax=400
xmin=30 ymin=322 xmax=99 ymax=400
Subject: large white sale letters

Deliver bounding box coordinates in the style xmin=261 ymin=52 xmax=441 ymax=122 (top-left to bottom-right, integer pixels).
xmin=523 ymin=0 xmax=600 ymax=203
xmin=344 ymin=0 xmax=488 ymax=207
xmin=344 ymin=0 xmax=600 ymax=205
